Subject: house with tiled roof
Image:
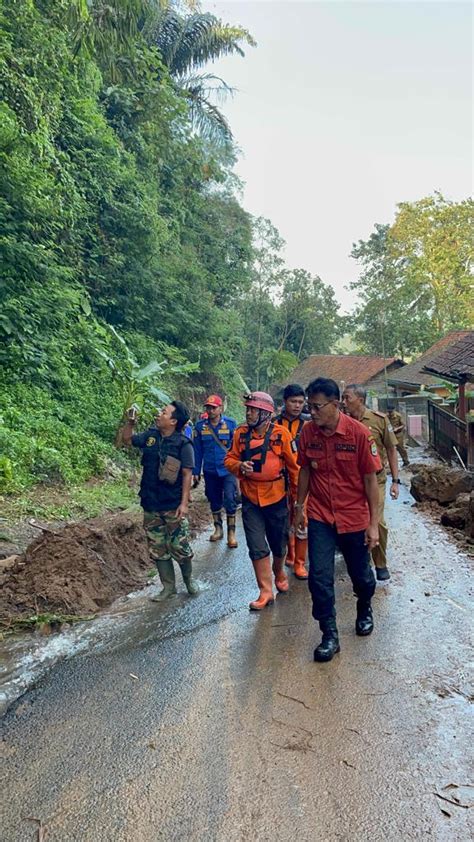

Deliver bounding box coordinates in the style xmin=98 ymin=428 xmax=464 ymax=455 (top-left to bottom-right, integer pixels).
xmin=387 ymin=330 xmax=472 ymax=397
xmin=422 ymin=331 xmax=474 ymax=420
xmin=273 ymin=354 xmax=405 ymax=400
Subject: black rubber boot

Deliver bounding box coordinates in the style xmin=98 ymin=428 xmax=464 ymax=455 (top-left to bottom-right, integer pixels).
xmin=180 ymin=559 xmax=200 ymax=595
xmin=376 ymin=567 xmax=391 ymax=581
xmin=356 ymin=600 xmax=374 ymax=636
xmin=149 ymin=559 xmax=177 ymax=601
xmin=313 ymin=619 xmax=340 ymax=662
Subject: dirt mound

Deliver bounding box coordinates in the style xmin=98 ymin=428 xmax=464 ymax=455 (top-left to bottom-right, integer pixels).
xmin=440 ymin=493 xmax=471 ymax=529
xmin=410 ymin=465 xmax=473 ymax=504
xmin=0 ymin=513 xmax=151 ymax=623
xmin=0 ymin=499 xmax=211 ymax=625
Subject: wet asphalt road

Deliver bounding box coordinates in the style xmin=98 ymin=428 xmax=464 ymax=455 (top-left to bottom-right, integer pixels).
xmin=2 ymin=481 xmax=473 ymax=842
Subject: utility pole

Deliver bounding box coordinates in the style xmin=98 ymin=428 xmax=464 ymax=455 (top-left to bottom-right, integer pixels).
xmin=379 ymin=313 xmax=389 ymax=401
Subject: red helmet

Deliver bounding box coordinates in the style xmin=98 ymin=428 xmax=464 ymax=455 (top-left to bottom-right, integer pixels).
xmin=204 ymin=394 xmax=223 ymax=408
xmin=244 ymin=391 xmax=275 ymax=413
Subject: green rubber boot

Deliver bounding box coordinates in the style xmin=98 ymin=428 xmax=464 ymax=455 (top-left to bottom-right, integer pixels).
xmin=181 ymin=558 xmax=200 ymax=595
xmin=150 ymin=559 xmax=177 ymax=601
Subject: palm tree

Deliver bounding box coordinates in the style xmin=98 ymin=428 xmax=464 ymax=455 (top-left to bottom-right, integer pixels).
xmin=145 ymin=8 xmax=255 ymax=145
xmin=69 ymin=0 xmax=152 ymax=75
xmin=69 ymin=1 xmax=255 ymax=144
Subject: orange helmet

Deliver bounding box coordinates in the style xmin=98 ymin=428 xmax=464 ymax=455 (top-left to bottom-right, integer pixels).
xmin=244 ymin=391 xmax=275 ymax=413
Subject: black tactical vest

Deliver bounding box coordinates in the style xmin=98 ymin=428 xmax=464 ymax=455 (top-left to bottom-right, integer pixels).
xmin=139 ymin=429 xmax=191 ymax=512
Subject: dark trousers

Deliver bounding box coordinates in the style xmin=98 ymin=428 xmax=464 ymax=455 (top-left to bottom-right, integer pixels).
xmin=203 ymin=471 xmax=238 ymax=515
xmin=241 ymin=495 xmax=289 ymax=562
xmin=307 ymin=519 xmax=376 ymax=622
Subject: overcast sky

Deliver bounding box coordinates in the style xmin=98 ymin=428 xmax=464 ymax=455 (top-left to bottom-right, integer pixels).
xmin=203 ymin=1 xmax=473 ymax=312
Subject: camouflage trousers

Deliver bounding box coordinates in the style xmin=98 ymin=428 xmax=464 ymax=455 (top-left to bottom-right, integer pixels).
xmin=143 ymin=511 xmax=193 ymax=566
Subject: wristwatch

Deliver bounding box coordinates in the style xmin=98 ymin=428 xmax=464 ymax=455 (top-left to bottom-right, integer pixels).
xmin=392 ymin=478 xmax=401 ymax=484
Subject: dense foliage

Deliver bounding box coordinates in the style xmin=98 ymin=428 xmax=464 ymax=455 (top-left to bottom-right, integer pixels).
xmin=0 ymin=0 xmax=341 ymax=492
xmin=2 ymin=2 xmax=469 ymax=495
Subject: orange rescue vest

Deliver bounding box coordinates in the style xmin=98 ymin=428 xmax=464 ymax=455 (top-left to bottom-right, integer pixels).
xmin=238 ymin=423 xmax=284 ymax=483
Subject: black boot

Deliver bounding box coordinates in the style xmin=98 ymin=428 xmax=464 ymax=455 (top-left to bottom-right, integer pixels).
xmin=376 ymin=566 xmax=390 ymax=581
xmin=356 ymin=600 xmax=374 ymax=636
xmin=314 ymin=619 xmax=340 ymax=662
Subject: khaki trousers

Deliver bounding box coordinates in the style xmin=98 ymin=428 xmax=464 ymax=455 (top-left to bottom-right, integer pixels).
xmin=396 ymin=436 xmax=409 ymax=464
xmin=371 ymin=480 xmax=388 ymax=570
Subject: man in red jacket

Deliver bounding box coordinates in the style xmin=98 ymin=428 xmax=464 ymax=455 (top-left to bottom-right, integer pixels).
xmin=295 ymin=378 xmax=381 ymax=662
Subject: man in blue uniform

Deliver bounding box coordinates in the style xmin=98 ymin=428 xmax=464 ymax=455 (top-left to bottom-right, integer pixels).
xmin=193 ymin=395 xmax=239 ymax=548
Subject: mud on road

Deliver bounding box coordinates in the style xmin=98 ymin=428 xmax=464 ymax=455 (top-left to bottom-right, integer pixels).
xmin=0 ymin=495 xmax=211 ymax=626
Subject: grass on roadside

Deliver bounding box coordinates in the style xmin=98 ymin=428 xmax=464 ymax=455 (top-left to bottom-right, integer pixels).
xmin=1 ymin=474 xmax=141 ymax=523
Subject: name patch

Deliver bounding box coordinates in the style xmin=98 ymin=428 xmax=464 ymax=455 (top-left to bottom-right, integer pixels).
xmin=335 ymin=443 xmax=356 ymax=452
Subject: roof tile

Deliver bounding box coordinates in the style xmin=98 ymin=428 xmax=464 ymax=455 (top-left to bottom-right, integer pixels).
xmin=422 ymin=331 xmax=474 ymax=381
xmin=276 ymin=354 xmax=402 ymax=391
xmin=388 ymin=330 xmax=472 ymax=387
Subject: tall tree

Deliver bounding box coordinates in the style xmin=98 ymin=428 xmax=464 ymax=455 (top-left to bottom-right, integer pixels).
xmin=349 ymin=224 xmax=431 ymax=357
xmin=240 ymin=218 xmax=285 ymax=389
xmin=349 ymin=195 xmax=473 ymax=357
xmin=389 ymin=194 xmax=473 ymax=336
xmin=277 ymin=269 xmax=342 ymax=360
xmin=145 ymin=8 xmax=255 ymax=144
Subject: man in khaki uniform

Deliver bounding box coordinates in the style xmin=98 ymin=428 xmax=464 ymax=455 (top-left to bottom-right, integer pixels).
xmin=387 ymin=405 xmax=410 ymax=466
xmin=342 ymin=385 xmax=400 ymax=581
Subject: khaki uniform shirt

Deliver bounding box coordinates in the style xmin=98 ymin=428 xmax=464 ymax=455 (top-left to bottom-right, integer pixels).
xmin=388 ymin=411 xmax=405 ymax=441
xmin=359 ymin=409 xmax=398 ymax=483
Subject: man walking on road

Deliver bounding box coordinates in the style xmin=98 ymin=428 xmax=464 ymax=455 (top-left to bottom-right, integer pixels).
xmin=342 ymin=385 xmax=400 ymax=581
xmin=225 ymin=391 xmax=299 ymax=610
xmin=295 ymin=378 xmax=381 ymax=662
xmin=122 ymin=401 xmax=199 ymax=600
xmin=387 ymin=404 xmax=410 ymax=466
xmin=276 ymin=383 xmax=309 ymax=579
xmin=193 ymin=395 xmax=238 ymax=548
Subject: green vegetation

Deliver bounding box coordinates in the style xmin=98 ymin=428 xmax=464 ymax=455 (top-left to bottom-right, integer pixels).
xmin=1 ymin=475 xmax=139 ymax=522
xmin=350 ymin=194 xmax=473 ymax=358
xmin=1 ymin=2 xmax=472 ymax=500
xmin=0 ymin=612 xmax=95 ymax=635
xmin=0 ymin=0 xmax=342 ymax=496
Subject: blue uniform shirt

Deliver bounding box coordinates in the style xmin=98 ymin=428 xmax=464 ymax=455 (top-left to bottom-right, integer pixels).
xmin=193 ymin=415 xmax=237 ymax=477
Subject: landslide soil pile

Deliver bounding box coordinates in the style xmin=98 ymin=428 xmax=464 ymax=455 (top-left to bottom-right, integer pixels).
xmin=0 ymin=500 xmax=211 ymax=625
xmin=409 ymin=463 xmax=474 ymax=547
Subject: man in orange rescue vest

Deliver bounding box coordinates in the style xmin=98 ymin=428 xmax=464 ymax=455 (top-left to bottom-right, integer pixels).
xmin=276 ymin=383 xmax=309 ymax=580
xmin=225 ymin=391 xmax=299 ymax=610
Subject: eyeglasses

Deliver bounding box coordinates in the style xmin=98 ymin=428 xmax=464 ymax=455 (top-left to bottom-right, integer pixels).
xmin=308 ymin=400 xmax=332 ymax=412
